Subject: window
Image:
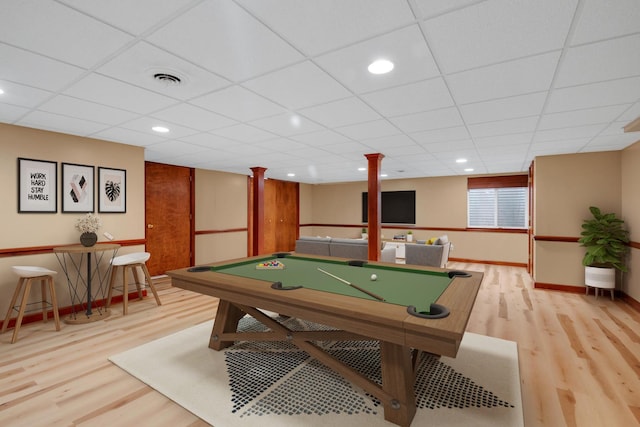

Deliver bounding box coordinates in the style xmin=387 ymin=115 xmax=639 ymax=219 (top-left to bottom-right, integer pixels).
xmin=467 ymin=176 xmax=528 ymax=229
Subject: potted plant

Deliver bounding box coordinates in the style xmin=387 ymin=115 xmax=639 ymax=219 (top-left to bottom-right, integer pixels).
xmin=76 ymin=213 xmax=102 ymax=247
xmin=361 ymin=228 xmax=368 ymax=239
xmin=578 ymin=206 xmax=629 ymax=295
xmin=407 ymin=230 xmax=413 ymax=242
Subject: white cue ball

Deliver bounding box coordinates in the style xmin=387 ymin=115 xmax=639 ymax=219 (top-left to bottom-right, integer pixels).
xmin=370 ymin=274 xmax=377 ymax=281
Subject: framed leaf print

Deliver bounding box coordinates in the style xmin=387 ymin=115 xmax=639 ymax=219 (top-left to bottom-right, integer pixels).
xmin=18 ymin=157 xmax=57 ymax=213
xmin=61 ymin=162 xmax=94 ymax=213
xmin=98 ymin=167 xmax=126 ymax=213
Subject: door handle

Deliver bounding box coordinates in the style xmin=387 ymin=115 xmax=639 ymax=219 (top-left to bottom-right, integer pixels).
xmin=147 ymin=224 xmax=154 ymax=229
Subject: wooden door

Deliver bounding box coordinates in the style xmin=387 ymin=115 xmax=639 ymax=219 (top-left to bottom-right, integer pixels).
xmin=145 ymin=162 xmax=193 ymax=275
xmin=251 ymin=178 xmax=299 ymax=254
xmin=275 ymin=180 xmax=298 ymax=252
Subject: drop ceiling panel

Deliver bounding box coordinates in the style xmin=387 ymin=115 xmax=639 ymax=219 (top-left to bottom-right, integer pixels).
xmin=151 ymin=103 xmax=237 ymax=132
xmin=425 ymin=0 xmax=576 ymax=73
xmin=38 ymin=95 xmax=138 ymax=125
xmin=555 ymin=34 xmax=640 ymax=88
xmin=474 ymin=133 xmax=533 ymax=148
xmin=249 ymin=113 xmax=323 ymax=137
xmin=362 ymin=78 xmax=453 ymax=117
xmin=410 ymin=126 xmax=470 ymax=145
xmin=533 ymin=124 xmax=607 ymax=143
xmin=0 ymin=104 xmax=30 ymax=122
xmin=290 ymin=129 xmax=351 ymax=146
xmin=584 ymin=133 xmax=640 ymax=151
xmin=538 ymin=105 xmax=631 ymax=131
xmin=299 ymin=97 xmax=380 ymax=128
xmin=390 ymin=107 xmax=463 ymax=133
xmin=316 ymin=25 xmax=440 ymax=94
xmin=336 ymin=119 xmax=400 ymax=140
xmin=243 ymin=61 xmax=350 ymax=109
xmin=92 ymin=127 xmax=166 ymax=147
xmin=97 ymin=41 xmax=230 ymax=100
xmin=459 ymin=92 xmax=547 ymax=124
xmin=570 ymin=0 xmax=640 ymax=45
xmin=467 ymin=117 xmax=539 ymax=138
xmin=18 ymin=110 xmax=109 ymax=136
xmin=236 ymin=0 xmax=415 ymax=56
xmin=211 ymin=124 xmax=275 ymax=143
xmin=63 ymin=74 xmax=178 ymax=114
xmin=119 ymin=116 xmax=199 ymax=139
xmin=545 ymin=76 xmax=640 ymax=113
xmin=0 ymin=1 xmax=133 ymax=68
xmin=190 ymin=86 xmax=285 ymax=122
xmin=147 ymin=0 xmax=303 ymax=81
xmin=0 ymin=81 xmax=52 ymax=108
xmin=0 ymin=44 xmax=85 ymax=90
xmin=447 ymin=52 xmax=560 ymax=104
xmin=413 ymin=0 xmax=481 ymax=20
xmin=58 ymin=0 xmax=196 ymax=35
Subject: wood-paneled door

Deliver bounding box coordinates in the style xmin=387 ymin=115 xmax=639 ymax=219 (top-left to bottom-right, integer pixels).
xmin=145 ymin=162 xmax=193 ymax=275
xmin=249 ymin=178 xmax=299 ymax=254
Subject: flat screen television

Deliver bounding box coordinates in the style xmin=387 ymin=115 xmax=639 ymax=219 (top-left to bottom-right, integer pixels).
xmin=362 ymin=190 xmax=416 ymax=225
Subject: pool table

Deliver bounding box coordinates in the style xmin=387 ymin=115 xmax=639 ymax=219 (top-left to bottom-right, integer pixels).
xmin=167 ymin=253 xmax=482 ymax=427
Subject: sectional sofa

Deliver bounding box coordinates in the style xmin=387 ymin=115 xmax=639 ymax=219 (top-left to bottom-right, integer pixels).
xmin=294 ymin=236 xmax=396 ymax=263
xmin=404 ymin=236 xmax=451 ymax=268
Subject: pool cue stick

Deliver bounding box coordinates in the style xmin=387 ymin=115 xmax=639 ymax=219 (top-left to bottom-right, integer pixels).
xmin=317 ymin=268 xmax=385 ymax=301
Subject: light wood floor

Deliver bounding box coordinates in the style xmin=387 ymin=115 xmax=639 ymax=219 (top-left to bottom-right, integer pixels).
xmin=1 ymin=262 xmax=639 ymax=426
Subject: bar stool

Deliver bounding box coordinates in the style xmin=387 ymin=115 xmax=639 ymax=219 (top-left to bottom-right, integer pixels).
xmin=107 ymin=252 xmax=161 ymax=315
xmin=2 ymin=266 xmax=61 ymax=343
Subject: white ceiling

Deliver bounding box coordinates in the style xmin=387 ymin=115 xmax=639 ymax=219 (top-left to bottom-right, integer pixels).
xmin=1 ymin=0 xmax=639 ymax=183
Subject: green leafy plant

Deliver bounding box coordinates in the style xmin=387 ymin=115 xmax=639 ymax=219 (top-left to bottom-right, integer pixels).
xmin=578 ymin=206 xmax=629 ymax=272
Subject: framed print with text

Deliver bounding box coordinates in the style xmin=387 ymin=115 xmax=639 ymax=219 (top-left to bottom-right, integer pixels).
xmin=98 ymin=167 xmax=126 ymax=213
xmin=18 ymin=157 xmax=57 ymax=213
xmin=61 ymin=162 xmax=94 ymax=213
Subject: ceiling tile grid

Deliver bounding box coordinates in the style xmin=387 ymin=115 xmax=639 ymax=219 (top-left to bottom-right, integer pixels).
xmin=0 ymin=0 xmax=638 ymax=183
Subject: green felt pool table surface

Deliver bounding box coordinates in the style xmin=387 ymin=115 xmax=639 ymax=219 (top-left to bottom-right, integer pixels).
xmin=212 ymin=254 xmax=452 ymax=314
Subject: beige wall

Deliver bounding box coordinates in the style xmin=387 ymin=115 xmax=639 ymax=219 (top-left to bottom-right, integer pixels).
xmin=0 ymin=124 xmax=145 ymax=316
xmin=300 ymin=175 xmax=529 ymax=265
xmin=534 ymin=149 xmax=638 ymax=301
xmin=194 ymin=169 xmax=248 ymax=264
xmin=621 ymin=141 xmax=640 ymax=301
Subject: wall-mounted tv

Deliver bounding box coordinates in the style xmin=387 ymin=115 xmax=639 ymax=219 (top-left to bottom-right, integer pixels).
xmin=362 ymin=190 xmax=416 ymax=225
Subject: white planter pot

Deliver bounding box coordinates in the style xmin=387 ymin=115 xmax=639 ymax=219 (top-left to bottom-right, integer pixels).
xmin=585 ymin=266 xmax=615 ymax=289
xmin=407 ymin=234 xmax=413 ymax=242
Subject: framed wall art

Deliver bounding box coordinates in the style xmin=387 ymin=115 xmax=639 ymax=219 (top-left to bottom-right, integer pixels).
xmin=61 ymin=162 xmax=94 ymax=213
xmin=18 ymin=157 xmax=57 ymax=213
xmin=98 ymin=167 xmax=126 ymax=213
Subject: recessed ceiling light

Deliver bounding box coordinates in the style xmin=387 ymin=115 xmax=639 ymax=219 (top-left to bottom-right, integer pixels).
xmin=0 ymin=88 xmax=4 ymax=95
xmin=289 ymin=115 xmax=301 ymax=128
xmin=380 ymin=173 xmax=388 ymax=177
xmin=465 ymin=168 xmax=474 ymax=172
xmin=368 ymin=59 xmax=394 ymax=75
xmin=287 ymin=173 xmax=295 ymax=177
xmin=152 ymin=126 xmax=170 ymax=133
xmin=358 ymin=167 xmax=367 ymax=171
xmin=456 ymin=158 xmax=468 ymax=163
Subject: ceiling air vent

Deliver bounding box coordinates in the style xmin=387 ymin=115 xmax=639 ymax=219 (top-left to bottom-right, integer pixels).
xmin=153 ymin=73 xmax=182 ymax=86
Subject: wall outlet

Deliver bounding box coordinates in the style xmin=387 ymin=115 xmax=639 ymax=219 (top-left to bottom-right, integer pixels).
xmin=103 ymin=231 xmax=114 ymax=241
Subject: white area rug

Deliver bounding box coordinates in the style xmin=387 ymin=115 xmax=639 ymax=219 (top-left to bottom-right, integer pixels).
xmin=110 ymin=318 xmax=523 ymax=426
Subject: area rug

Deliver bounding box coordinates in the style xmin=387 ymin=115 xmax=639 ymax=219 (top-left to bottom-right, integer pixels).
xmin=109 ymin=318 xmax=523 ymax=426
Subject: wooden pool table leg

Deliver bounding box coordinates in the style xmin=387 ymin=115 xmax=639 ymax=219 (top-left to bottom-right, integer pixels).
xmin=380 ymin=342 xmax=417 ymax=427
xmin=209 ymin=300 xmax=245 ymax=350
